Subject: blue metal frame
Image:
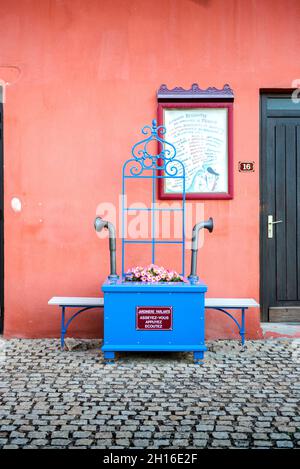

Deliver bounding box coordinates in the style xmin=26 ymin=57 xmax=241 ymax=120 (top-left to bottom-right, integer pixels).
xmin=60 ymin=305 xmax=103 ymax=349
xmin=121 ymin=120 xmax=186 ymax=277
xmin=58 ymin=303 xmax=248 ymax=351
xmin=205 ymin=306 xmax=246 ymax=346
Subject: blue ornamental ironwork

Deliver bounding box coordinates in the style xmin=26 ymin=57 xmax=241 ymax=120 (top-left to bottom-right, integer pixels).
xmin=131 ymin=119 xmax=176 ymax=171
xmin=121 ymin=120 xmax=186 ymax=278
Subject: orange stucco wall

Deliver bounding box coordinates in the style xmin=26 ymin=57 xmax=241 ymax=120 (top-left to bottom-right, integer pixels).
xmin=2 ymin=0 xmax=300 ymax=339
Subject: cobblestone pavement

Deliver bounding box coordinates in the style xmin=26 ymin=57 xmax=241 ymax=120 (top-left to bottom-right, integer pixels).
xmin=0 ymin=338 xmax=299 ymax=449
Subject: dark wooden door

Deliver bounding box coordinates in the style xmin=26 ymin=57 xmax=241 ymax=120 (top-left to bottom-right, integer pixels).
xmin=0 ymin=97 xmax=3 ymax=333
xmin=260 ymin=93 xmax=300 ymax=322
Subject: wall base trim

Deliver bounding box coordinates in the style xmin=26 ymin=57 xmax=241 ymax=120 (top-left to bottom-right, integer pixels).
xmin=261 ymin=322 xmax=300 ymax=339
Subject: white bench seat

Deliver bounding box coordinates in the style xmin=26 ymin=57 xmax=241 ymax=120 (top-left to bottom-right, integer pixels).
xmin=48 ymin=297 xmax=104 ymax=306
xmin=205 ymin=298 xmax=259 ymax=308
xmin=48 ymin=296 xmax=258 ymax=308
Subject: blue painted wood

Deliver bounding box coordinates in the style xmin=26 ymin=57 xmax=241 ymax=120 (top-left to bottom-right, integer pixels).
xmin=193 ymin=350 xmax=204 ymax=363
xmin=102 ymin=279 xmax=207 ymax=293
xmin=103 ymin=351 xmax=115 ymax=361
xmin=102 ymin=281 xmax=207 ymax=359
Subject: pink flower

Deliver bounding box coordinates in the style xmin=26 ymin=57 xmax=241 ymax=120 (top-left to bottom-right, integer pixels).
xmin=125 ymin=264 xmax=184 ymax=283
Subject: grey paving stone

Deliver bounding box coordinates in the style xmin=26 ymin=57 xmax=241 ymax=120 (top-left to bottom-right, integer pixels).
xmin=231 ymin=433 xmax=248 ymax=440
xmin=115 ymin=439 xmax=130 ymax=446
xmin=233 ymin=441 xmax=250 ymax=448
xmin=253 ymin=433 xmax=269 ymax=440
xmin=153 ymin=439 xmax=171 ymax=447
xmin=253 ymin=440 xmax=273 ymax=447
xmin=95 ymin=432 xmax=113 ymax=439
xmin=211 ymin=440 xmax=231 ymax=447
xmin=132 ymin=440 xmax=150 ymax=447
xmin=50 ymin=431 xmax=70 ymax=438
xmin=94 ymin=439 xmax=112 ymax=446
xmin=134 ymin=431 xmax=152 ymax=439
xmin=0 ymin=426 xmax=17 ymax=432
xmin=215 ymin=425 xmax=234 ymax=432
xmin=10 ymin=431 xmax=27 ymax=438
xmin=212 ymin=432 xmax=229 ymax=439
xmin=192 ymin=432 xmax=209 ymax=439
xmin=28 ymin=431 xmax=48 ymax=439
xmin=72 ymin=431 xmax=92 ymax=438
xmin=276 ymin=440 xmax=294 ymax=448
xmin=0 ymin=337 xmax=299 ymax=450
xmin=270 ymin=433 xmax=291 ymax=440
xmin=115 ymin=431 xmax=133 ymax=438
xmin=75 ymin=439 xmax=94 ymax=446
xmin=31 ymin=439 xmax=49 ymax=446
xmin=276 ymin=426 xmax=296 ymax=432
xmin=50 ymin=439 xmax=71 ymax=446
xmin=10 ymin=438 xmax=29 ymax=445
xmin=193 ymin=439 xmax=208 ymax=447
xmin=195 ymin=424 xmax=214 ymax=431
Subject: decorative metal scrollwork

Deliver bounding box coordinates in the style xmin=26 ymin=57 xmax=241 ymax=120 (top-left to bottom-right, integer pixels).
xmin=127 ymin=119 xmax=177 ymax=174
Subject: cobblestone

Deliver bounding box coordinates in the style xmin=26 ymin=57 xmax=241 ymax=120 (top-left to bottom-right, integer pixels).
xmin=276 ymin=440 xmax=294 ymax=448
xmin=0 ymin=338 xmax=299 ymax=449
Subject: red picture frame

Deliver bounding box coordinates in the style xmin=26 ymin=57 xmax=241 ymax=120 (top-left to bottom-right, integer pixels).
xmin=157 ymin=102 xmax=233 ymax=200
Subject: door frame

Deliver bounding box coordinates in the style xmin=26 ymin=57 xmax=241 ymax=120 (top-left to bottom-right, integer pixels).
xmin=0 ymin=92 xmax=3 ymax=333
xmin=259 ymin=88 xmax=298 ymax=322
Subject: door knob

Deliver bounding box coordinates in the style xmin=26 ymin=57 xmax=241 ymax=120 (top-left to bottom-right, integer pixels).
xmin=268 ymin=215 xmax=283 ymax=238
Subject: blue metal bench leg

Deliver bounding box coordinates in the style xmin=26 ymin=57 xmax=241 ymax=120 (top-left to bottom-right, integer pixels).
xmin=103 ymin=351 xmax=115 ymax=363
xmin=193 ymin=351 xmax=204 ymax=364
xmin=61 ymin=306 xmax=66 ymax=350
xmin=240 ymin=308 xmax=246 ymax=346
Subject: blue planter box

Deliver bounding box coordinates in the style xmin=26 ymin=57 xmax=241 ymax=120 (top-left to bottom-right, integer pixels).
xmin=101 ymin=279 xmax=207 ymax=363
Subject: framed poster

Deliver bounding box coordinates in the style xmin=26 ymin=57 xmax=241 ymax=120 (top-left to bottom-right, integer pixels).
xmin=157 ymin=102 xmax=233 ymax=199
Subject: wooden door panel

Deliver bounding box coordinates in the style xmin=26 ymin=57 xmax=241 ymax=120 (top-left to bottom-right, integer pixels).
xmin=0 ymin=101 xmax=3 ymax=333
xmin=297 ymin=126 xmax=300 ymax=301
xmin=285 ymin=125 xmax=297 ymax=300
xmin=274 ymin=123 xmax=286 ymax=302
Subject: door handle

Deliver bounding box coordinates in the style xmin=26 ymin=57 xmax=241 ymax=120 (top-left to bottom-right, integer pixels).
xmin=268 ymin=215 xmax=283 ymax=238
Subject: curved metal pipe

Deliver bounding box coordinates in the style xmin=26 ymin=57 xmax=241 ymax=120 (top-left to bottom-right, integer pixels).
xmin=94 ymin=217 xmax=119 ymax=282
xmin=188 ymin=217 xmax=214 ymax=284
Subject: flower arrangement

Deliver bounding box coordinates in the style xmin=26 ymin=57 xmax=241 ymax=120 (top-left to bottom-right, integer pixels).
xmin=125 ymin=264 xmax=186 ymax=283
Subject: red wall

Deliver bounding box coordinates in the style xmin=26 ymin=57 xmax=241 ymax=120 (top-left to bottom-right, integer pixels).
xmin=2 ymin=0 xmax=300 ymax=339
